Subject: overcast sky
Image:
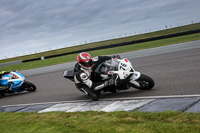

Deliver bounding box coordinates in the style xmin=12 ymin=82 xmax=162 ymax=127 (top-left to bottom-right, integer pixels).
xmin=0 ymin=0 xmax=200 ymax=59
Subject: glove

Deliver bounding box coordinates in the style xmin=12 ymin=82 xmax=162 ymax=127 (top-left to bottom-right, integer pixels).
xmin=112 ymin=55 xmax=121 ymax=59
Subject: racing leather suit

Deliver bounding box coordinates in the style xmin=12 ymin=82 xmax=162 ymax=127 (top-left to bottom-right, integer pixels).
xmin=0 ymin=71 xmax=12 ymax=90
xmin=0 ymin=71 xmax=10 ymax=79
xmin=74 ymin=56 xmax=117 ymax=91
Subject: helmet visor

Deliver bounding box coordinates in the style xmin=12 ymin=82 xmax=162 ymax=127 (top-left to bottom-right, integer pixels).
xmin=80 ymin=59 xmax=93 ymax=68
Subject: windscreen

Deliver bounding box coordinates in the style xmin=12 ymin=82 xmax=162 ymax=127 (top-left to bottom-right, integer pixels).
xmin=96 ymin=59 xmax=120 ymax=74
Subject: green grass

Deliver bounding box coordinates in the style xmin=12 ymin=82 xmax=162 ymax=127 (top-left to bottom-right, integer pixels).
xmin=0 ymin=111 xmax=200 ymax=133
xmin=0 ymin=32 xmax=200 ymax=71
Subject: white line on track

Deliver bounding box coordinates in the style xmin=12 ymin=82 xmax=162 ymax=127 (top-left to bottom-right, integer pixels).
xmin=2 ymin=94 xmax=200 ymax=108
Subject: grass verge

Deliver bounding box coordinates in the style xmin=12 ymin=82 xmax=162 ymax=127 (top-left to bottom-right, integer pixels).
xmin=0 ymin=111 xmax=200 ymax=133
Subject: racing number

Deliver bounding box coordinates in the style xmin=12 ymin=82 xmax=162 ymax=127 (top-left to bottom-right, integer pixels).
xmin=119 ymin=63 xmax=127 ymax=70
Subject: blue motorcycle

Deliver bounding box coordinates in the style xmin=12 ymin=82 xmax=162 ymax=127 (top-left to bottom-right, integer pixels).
xmin=0 ymin=71 xmax=36 ymax=98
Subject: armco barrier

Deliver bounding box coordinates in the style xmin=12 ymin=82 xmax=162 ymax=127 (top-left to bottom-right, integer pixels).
xmin=1 ymin=29 xmax=200 ymax=65
xmin=22 ymin=29 xmax=200 ymax=63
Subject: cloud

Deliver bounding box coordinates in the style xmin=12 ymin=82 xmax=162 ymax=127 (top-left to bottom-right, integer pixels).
xmin=0 ymin=0 xmax=200 ymax=59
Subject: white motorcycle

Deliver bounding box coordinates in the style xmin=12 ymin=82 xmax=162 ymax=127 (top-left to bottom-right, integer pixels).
xmin=63 ymin=58 xmax=154 ymax=101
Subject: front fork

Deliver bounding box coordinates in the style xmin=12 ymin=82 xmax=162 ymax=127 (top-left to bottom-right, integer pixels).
xmin=129 ymin=71 xmax=141 ymax=87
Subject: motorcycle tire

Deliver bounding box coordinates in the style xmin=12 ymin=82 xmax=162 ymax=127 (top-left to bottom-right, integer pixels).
xmin=134 ymin=74 xmax=155 ymax=90
xmin=0 ymin=91 xmax=3 ymax=98
xmin=21 ymin=81 xmax=37 ymax=92
xmin=82 ymin=86 xmax=99 ymax=101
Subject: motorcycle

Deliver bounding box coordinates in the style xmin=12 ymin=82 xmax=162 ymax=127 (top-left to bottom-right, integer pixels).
xmin=63 ymin=58 xmax=154 ymax=101
xmin=0 ymin=71 xmax=36 ymax=98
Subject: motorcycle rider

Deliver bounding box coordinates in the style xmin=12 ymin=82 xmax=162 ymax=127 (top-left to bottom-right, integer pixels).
xmin=74 ymin=52 xmax=120 ymax=94
xmin=0 ymin=71 xmax=10 ymax=79
xmin=0 ymin=70 xmax=13 ymax=90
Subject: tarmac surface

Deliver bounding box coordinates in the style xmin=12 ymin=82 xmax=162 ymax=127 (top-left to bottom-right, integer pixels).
xmin=1 ymin=40 xmax=200 ymax=113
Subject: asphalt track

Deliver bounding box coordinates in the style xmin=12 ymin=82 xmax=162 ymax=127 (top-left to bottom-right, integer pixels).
xmin=1 ymin=40 xmax=200 ymax=106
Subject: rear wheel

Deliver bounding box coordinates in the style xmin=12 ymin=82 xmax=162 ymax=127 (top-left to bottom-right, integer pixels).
xmin=0 ymin=91 xmax=3 ymax=98
xmin=0 ymin=88 xmax=6 ymax=98
xmin=21 ymin=81 xmax=36 ymax=92
xmin=134 ymin=74 xmax=155 ymax=90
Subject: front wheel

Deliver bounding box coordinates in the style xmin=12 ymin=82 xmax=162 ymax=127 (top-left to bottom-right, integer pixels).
xmin=134 ymin=74 xmax=155 ymax=90
xmin=21 ymin=81 xmax=37 ymax=92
